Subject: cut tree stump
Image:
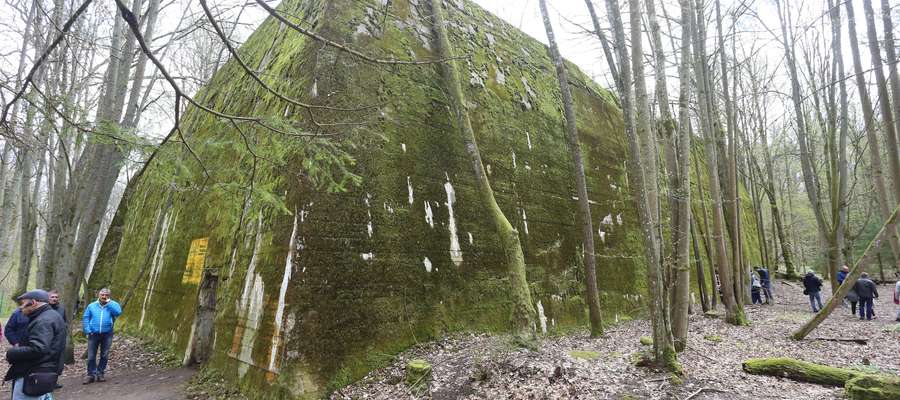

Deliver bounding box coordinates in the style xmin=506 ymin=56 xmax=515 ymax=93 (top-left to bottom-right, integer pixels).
xmin=742 ymin=357 xmax=900 ymax=400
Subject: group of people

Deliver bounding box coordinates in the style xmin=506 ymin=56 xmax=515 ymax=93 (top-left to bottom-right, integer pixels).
xmin=1 ymin=288 xmax=122 ymax=399
xmin=801 ymin=266 xmax=898 ymax=321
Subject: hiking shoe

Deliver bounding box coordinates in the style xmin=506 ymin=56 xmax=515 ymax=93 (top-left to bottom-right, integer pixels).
xmin=96 ymin=374 xmax=106 ymax=382
xmin=83 ymin=375 xmax=94 ymax=385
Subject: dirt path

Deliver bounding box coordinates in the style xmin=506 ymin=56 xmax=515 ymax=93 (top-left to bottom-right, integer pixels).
xmin=54 ymin=367 xmax=194 ymax=400
xmin=0 ymin=334 xmax=195 ymax=400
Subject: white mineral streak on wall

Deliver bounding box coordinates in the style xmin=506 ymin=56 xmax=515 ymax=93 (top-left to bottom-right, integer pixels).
xmin=445 ymin=180 xmax=463 ymax=266
xmin=407 ymin=176 xmax=414 ymax=205
xmin=268 ymin=210 xmax=299 ymax=373
xmin=238 ymin=213 xmax=264 ymax=313
xmin=468 ymin=232 xmax=473 ymax=245
xmin=536 ymin=300 xmax=547 ymax=334
xmin=361 ymin=252 xmax=375 ymax=261
xmin=616 ymin=213 xmax=623 ymax=225
xmin=401 ymin=143 xmax=407 ymax=153
xmin=511 ymin=151 xmax=517 ymax=168
xmin=423 ymin=257 xmax=432 ymax=272
xmin=238 ymin=275 xmax=264 ymax=378
xmin=526 ymin=131 xmax=533 ymax=150
xmin=599 ymin=231 xmax=606 ymax=243
xmin=364 ymin=194 xmax=373 ymax=238
xmin=182 ymin=319 xmax=196 ymax=365
xmin=521 ymin=208 xmax=529 ymax=235
xmin=140 ymin=210 xmax=174 ymax=329
xmin=227 ymin=248 xmax=239 ymax=281
xmin=424 ymin=201 xmax=434 ymax=228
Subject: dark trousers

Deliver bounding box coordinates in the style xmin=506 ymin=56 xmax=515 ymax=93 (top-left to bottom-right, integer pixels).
xmin=858 ymin=297 xmax=874 ymax=320
xmin=751 ymin=288 xmax=762 ymax=304
xmin=86 ymin=332 xmax=113 ymax=376
xmin=850 ymin=301 xmax=857 ymax=315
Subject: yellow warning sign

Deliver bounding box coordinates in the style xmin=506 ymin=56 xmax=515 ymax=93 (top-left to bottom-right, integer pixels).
xmin=182 ymin=237 xmax=208 ymax=284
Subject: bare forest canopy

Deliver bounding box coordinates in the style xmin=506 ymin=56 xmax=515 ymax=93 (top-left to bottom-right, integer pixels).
xmin=0 ymin=0 xmax=899 ymax=398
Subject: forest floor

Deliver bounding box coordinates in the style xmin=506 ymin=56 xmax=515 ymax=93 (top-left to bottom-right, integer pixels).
xmin=0 ymin=279 xmax=895 ymax=399
xmin=334 ymin=279 xmax=900 ymax=400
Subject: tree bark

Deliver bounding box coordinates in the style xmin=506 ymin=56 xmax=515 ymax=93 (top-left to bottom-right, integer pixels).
xmin=862 ymin=0 xmax=900 ymax=201
xmin=539 ymin=0 xmax=603 ymax=337
xmin=690 ymin=0 xmax=745 ymax=325
xmin=846 ymin=0 xmax=900 ymax=272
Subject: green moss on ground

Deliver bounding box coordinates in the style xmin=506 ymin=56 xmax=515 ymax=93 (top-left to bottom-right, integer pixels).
xmin=568 ymin=350 xmax=601 ymax=360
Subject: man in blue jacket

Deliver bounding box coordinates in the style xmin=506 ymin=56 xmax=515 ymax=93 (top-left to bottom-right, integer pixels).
xmin=4 ymin=307 xmax=30 ymax=346
xmin=81 ymin=288 xmax=122 ymax=384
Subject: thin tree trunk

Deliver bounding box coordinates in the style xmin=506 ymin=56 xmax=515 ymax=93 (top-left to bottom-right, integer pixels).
xmin=628 ymin=0 xmax=678 ymax=370
xmin=652 ymin=0 xmax=692 ymax=352
xmin=846 ymin=0 xmax=900 ymax=272
xmin=429 ymin=0 xmax=536 ymax=338
xmin=538 ymin=0 xmax=603 ymax=337
xmin=691 ymin=216 xmax=710 ymax=312
xmin=862 ymin=0 xmax=900 ymax=200
xmin=691 ymin=0 xmax=745 ymax=325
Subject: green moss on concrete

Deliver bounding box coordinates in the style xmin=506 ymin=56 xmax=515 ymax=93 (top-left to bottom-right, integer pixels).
xmin=88 ymin=0 xmax=763 ymax=398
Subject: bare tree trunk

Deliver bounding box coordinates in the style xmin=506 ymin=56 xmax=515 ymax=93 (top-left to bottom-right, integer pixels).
xmin=691 ymin=0 xmax=745 ymax=325
xmin=539 ymin=0 xmax=603 ymax=337
xmin=882 ymin=0 xmax=900 ymax=191
xmin=629 ymin=0 xmax=679 ymax=370
xmin=429 ymin=0 xmax=536 ymax=338
xmin=846 ymin=0 xmax=900 ymax=272
xmin=862 ymin=0 xmax=900 ymax=200
xmin=651 ymin=0 xmax=693 ymax=352
xmin=583 ymin=0 xmax=621 ymax=92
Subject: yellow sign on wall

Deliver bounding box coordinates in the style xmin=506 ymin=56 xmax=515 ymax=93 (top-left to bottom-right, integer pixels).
xmin=182 ymin=237 xmax=209 ymax=284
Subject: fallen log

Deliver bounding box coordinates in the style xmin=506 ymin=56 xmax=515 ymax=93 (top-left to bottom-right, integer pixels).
xmin=742 ymin=358 xmax=900 ymax=400
xmin=742 ymin=357 xmax=853 ymax=386
xmin=811 ymin=337 xmax=868 ymax=345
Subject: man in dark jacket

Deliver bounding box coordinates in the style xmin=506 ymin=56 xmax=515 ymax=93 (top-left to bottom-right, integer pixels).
xmin=802 ymin=272 xmax=824 ymax=312
xmin=853 ymin=272 xmax=879 ymax=320
xmin=5 ymin=308 xmax=30 ymax=346
xmin=4 ymin=290 xmax=66 ymax=399
xmin=756 ymin=267 xmax=773 ymax=304
xmin=47 ymin=290 xmax=67 ymax=324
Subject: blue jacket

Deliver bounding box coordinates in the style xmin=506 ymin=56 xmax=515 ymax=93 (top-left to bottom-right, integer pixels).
xmin=837 ymin=270 xmax=848 ymax=285
xmin=4 ymin=308 xmax=30 ymax=345
xmin=757 ymin=268 xmax=770 ymax=283
xmin=82 ymin=300 xmax=122 ymax=334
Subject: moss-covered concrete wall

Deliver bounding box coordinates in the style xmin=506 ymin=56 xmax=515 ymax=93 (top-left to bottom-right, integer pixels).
xmin=90 ymin=0 xmax=759 ymax=398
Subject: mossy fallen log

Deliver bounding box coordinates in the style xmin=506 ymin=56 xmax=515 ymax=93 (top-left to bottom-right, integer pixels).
xmin=742 ymin=357 xmax=900 ymax=400
xmin=845 ymin=375 xmax=900 ymax=400
xmin=742 ymin=357 xmax=854 ymax=386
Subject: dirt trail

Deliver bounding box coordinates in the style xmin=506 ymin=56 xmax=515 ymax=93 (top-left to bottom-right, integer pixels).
xmin=54 ymin=367 xmax=194 ymax=400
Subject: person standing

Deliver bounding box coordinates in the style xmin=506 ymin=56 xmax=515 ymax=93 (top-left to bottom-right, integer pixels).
xmin=853 ymin=272 xmax=878 ymax=321
xmin=802 ymin=271 xmax=824 ymax=312
xmin=4 ymin=290 xmax=66 ymax=400
xmin=750 ymin=272 xmax=763 ymax=305
xmin=756 ymin=266 xmax=773 ymax=304
xmin=46 ymin=290 xmax=67 ymax=387
xmin=46 ymin=291 xmax=67 ymax=324
xmin=81 ymin=288 xmax=122 ymax=384
xmin=893 ymin=279 xmax=900 ymax=322
xmin=5 ymin=307 xmax=30 ymax=346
